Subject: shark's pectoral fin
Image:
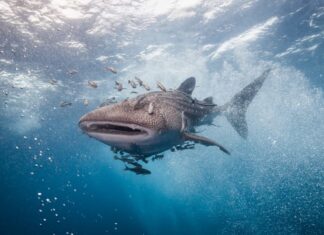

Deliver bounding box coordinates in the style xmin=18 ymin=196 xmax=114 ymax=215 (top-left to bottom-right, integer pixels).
xmin=183 ymin=132 xmax=230 ymax=155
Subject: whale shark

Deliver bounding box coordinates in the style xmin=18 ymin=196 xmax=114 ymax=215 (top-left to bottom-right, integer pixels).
xmin=79 ymin=69 xmax=271 ymax=156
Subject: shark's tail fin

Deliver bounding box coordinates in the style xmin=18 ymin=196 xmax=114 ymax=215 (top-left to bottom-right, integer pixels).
xmin=221 ymin=69 xmax=271 ymax=139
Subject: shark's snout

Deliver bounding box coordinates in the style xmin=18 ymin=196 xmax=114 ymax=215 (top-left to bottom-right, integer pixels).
xmin=78 ymin=118 xmax=90 ymax=133
xmin=78 ymin=106 xmax=159 ymax=154
xmin=78 ymin=115 xmax=88 ymax=131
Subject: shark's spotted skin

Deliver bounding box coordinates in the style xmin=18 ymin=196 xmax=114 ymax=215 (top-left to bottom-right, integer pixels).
xmin=79 ymin=69 xmax=271 ymax=166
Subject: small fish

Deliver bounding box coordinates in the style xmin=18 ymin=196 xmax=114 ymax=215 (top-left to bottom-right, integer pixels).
xmin=111 ymin=146 xmax=118 ymax=153
xmin=152 ymin=154 xmax=164 ymax=161
xmin=124 ymin=165 xmax=151 ymax=175
xmin=49 ymin=79 xmax=58 ymax=85
xmin=83 ymin=99 xmax=89 ymax=106
xmin=209 ymin=123 xmax=221 ymax=127
xmin=174 ymin=143 xmax=195 ymax=151
xmin=135 ymin=76 xmax=143 ymax=86
xmin=67 ymin=69 xmax=78 ymax=75
xmin=148 ymin=102 xmax=154 ymax=115
xmin=133 ymin=155 xmax=149 ymax=163
xmin=128 ymin=80 xmax=137 ymax=88
xmin=142 ymin=83 xmax=150 ymax=91
xmin=157 ymin=81 xmax=167 ymax=92
xmin=114 ymin=156 xmax=142 ymax=167
xmin=60 ymin=101 xmax=72 ymax=107
xmin=88 ymin=80 xmax=98 ymax=88
xmin=99 ymin=97 xmax=117 ymax=107
xmin=130 ymin=91 xmax=138 ymax=94
xmin=116 ymin=84 xmax=124 ymax=91
xmin=105 ymin=66 xmax=117 ymax=74
xmin=115 ymin=81 xmax=124 ymax=91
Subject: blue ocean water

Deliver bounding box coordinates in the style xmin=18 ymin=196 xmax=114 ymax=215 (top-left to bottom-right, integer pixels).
xmin=0 ymin=0 xmax=323 ymax=234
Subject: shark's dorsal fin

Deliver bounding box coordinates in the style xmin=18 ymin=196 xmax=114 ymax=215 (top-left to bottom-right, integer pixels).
xmin=183 ymin=132 xmax=230 ymax=155
xmin=203 ymin=96 xmax=213 ymax=104
xmin=177 ymin=77 xmax=196 ymax=95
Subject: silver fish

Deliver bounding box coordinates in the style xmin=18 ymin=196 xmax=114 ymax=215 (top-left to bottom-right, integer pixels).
xmin=135 ymin=76 xmax=143 ymax=86
xmin=157 ymin=81 xmax=167 ymax=92
xmin=128 ymin=80 xmax=137 ymax=88
xmin=88 ymin=80 xmax=98 ymax=88
xmin=60 ymin=101 xmax=72 ymax=107
xmin=106 ymin=66 xmax=117 ymax=74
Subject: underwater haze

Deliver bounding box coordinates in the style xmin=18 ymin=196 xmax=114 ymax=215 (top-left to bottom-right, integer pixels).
xmin=0 ymin=0 xmax=323 ymax=234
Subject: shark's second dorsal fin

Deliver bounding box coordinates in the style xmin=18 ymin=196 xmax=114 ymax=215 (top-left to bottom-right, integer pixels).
xmin=177 ymin=77 xmax=196 ymax=95
xmin=183 ymin=132 xmax=230 ymax=155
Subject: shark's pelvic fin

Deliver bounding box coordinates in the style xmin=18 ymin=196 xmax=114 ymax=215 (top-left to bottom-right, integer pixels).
xmin=177 ymin=77 xmax=196 ymax=95
xmin=222 ymin=69 xmax=271 ymax=139
xmin=183 ymin=132 xmax=230 ymax=155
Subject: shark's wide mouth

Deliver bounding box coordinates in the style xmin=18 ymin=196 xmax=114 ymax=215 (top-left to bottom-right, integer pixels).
xmin=79 ymin=121 xmax=148 ymax=136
